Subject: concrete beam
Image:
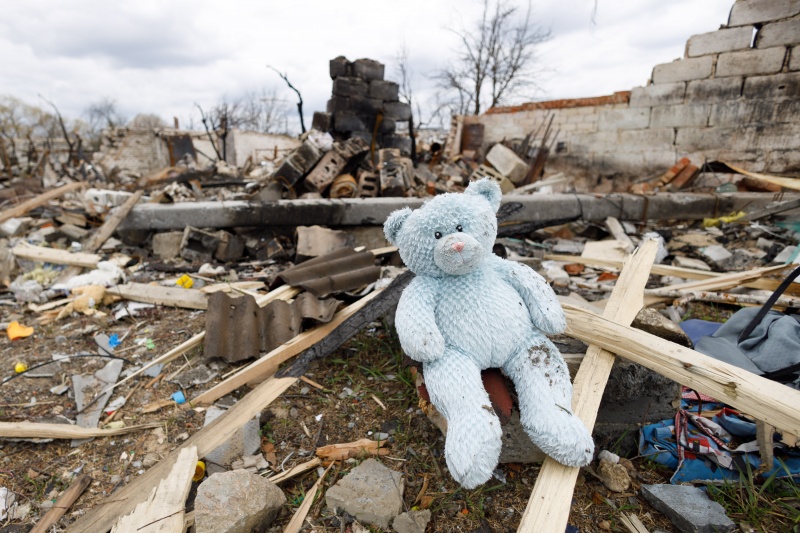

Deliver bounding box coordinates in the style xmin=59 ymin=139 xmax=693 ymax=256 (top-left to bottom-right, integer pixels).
xmin=117 ymin=193 xmax=800 ymax=231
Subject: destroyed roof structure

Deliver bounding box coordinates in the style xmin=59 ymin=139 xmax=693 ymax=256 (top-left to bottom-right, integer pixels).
xmin=0 ymin=1 xmax=799 ymax=532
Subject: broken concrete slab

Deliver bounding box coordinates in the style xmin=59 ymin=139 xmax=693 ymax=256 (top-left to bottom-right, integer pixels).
xmin=202 ymin=406 xmax=261 ymax=471
xmin=296 ymin=225 xmax=350 ymax=258
xmin=325 ymin=458 xmax=404 ymax=529
xmin=194 ymin=470 xmax=285 ymax=533
xmin=486 ymin=143 xmax=529 ymax=184
xmin=152 ymin=231 xmax=183 ymax=260
xmin=699 ymin=244 xmax=733 ymax=264
xmin=641 ymin=484 xmax=735 ymax=533
xmin=72 ymin=359 xmax=124 ymax=447
xmin=392 ymin=510 xmax=431 ymax=533
xmin=379 ymin=148 xmax=412 ymax=197
xmin=181 ymin=226 xmax=221 ymax=264
xmin=632 ymin=308 xmax=692 ymax=347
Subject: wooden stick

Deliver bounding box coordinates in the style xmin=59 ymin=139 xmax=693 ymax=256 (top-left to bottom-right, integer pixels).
xmin=649 ymin=288 xmax=800 ymax=309
xmin=109 ymin=282 xmax=209 ymax=310
xmin=68 ymin=376 xmax=297 ymax=533
xmin=651 ymin=264 xmax=787 ymax=294
xmin=192 ymin=287 xmax=384 ymax=406
xmin=0 ymin=181 xmax=82 ymax=225
xmin=267 ymin=457 xmax=322 ymax=484
xmin=604 ymin=217 xmax=634 ymax=253
xmin=563 ymin=303 xmax=800 ymax=435
xmin=0 ymin=421 xmax=162 ymax=439
xmin=519 ymin=239 xmax=659 ymax=532
xmin=31 ymin=474 xmax=92 ymax=533
xmin=111 ymin=446 xmax=197 ymax=533
xmin=283 ymin=464 xmax=333 ymax=533
xmin=11 ymin=242 xmax=101 ymax=268
xmin=55 ymin=190 xmax=143 ymax=283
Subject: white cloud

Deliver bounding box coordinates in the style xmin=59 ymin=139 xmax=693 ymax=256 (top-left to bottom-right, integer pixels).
xmin=0 ymin=0 xmax=734 ymax=132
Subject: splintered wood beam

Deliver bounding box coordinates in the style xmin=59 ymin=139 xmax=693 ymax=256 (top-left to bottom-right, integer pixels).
xmin=109 ymin=282 xmax=209 ymax=310
xmin=67 ymin=375 xmax=298 ymax=533
xmin=0 ymin=421 xmax=162 ymax=439
xmin=11 ymin=242 xmax=101 ymax=268
xmin=30 ymin=474 xmax=92 ymax=533
xmin=84 ymin=190 xmax=144 ymax=252
xmin=283 ymin=464 xmax=333 ymax=533
xmin=0 ymin=181 xmax=83 ymax=225
xmin=563 ymin=304 xmax=800 ymax=436
xmin=519 ymin=239 xmax=659 ymax=532
xmin=111 ymin=446 xmax=197 ymax=533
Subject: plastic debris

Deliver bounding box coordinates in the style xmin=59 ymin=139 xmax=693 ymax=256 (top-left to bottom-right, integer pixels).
xmin=193 ymin=460 xmax=206 ymax=482
xmin=176 ymin=274 xmax=194 ymax=289
xmin=7 ymin=321 xmax=34 ymax=340
xmin=172 ymin=391 xmax=186 ymax=404
xmin=14 ymin=361 xmax=28 ymax=373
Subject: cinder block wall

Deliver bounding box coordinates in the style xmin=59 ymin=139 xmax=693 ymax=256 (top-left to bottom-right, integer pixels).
xmin=468 ymin=0 xmax=800 ymax=178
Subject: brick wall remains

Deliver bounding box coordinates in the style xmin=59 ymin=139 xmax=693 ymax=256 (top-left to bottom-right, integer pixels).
xmin=465 ymin=0 xmax=800 ymax=179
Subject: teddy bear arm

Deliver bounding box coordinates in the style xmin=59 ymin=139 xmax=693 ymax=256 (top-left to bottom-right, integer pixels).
xmin=395 ymin=279 xmax=445 ymax=363
xmin=501 ymin=259 xmax=567 ymax=334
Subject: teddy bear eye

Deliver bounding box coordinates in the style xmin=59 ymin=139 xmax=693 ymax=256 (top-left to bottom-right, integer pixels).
xmin=456 ymin=225 xmax=463 ymax=232
xmin=434 ymin=231 xmax=442 ymax=239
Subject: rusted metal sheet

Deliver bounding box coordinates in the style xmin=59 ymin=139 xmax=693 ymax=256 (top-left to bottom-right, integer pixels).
xmin=278 ymin=248 xmax=381 ymax=297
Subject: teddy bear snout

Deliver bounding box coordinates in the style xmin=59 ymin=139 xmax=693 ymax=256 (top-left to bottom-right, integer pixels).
xmin=451 ymin=241 xmax=465 ymax=253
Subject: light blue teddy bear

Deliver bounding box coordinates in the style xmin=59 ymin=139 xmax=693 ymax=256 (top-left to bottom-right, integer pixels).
xmin=384 ymin=178 xmax=594 ymax=488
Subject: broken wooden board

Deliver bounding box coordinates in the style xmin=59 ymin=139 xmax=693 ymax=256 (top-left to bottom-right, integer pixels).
xmin=30 ymin=474 xmax=92 ymax=533
xmin=564 ymin=304 xmax=800 ymax=436
xmin=722 ymin=162 xmax=800 ymax=192
xmin=316 ymin=438 xmax=390 ymax=461
xmin=67 ymin=375 xmax=297 ymax=533
xmin=0 ymin=421 xmax=162 ymax=439
xmin=111 ymin=446 xmax=197 ymax=533
xmin=11 ymin=242 xmax=101 ymax=268
xmin=0 ymin=181 xmax=83 ymax=225
xmin=283 ymin=464 xmax=333 ymax=533
xmin=109 ymin=282 xmax=209 ymax=310
xmin=519 ymin=239 xmax=659 ymax=532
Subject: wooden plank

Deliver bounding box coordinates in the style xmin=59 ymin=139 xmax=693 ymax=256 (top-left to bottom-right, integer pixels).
xmin=30 ymin=474 xmax=92 ymax=533
xmin=756 ymin=420 xmax=775 ymax=472
xmin=519 ymin=239 xmax=659 ymax=532
xmin=723 ymin=162 xmax=800 ymax=192
xmin=11 ymin=242 xmax=101 ymax=268
xmin=0 ymin=421 xmax=162 ymax=439
xmin=650 ymin=264 xmax=787 ymax=294
xmin=283 ymin=464 xmax=333 ymax=533
xmin=109 ymin=282 xmax=209 ymax=310
xmin=604 ymin=217 xmax=634 ymax=253
xmin=563 ymin=303 xmax=800 ymax=435
xmin=0 ymin=181 xmax=83 ymax=225
xmin=192 ymin=287 xmax=385 ymax=405
xmin=68 ymin=375 xmax=297 ymax=533
xmin=111 ymin=446 xmax=197 ymax=533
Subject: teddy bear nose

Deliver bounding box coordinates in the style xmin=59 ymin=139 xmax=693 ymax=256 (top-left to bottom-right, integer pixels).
xmin=451 ymin=241 xmax=465 ymax=252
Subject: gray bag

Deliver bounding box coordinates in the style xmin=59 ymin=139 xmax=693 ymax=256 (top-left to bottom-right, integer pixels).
xmin=695 ymin=265 xmax=800 ymax=383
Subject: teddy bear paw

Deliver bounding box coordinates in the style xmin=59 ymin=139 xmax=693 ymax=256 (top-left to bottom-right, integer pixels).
xmin=548 ymin=417 xmax=595 ymax=468
xmin=446 ymin=450 xmax=498 ymax=489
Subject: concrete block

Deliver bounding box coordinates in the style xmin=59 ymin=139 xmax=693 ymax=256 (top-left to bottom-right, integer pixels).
xmin=766 ymin=148 xmax=800 ymax=172
xmin=311 ymin=111 xmax=331 ymax=132
xmin=641 ymin=484 xmax=735 ymax=533
xmin=710 ymin=100 xmax=775 ymax=126
xmin=181 ymin=226 xmax=220 ymax=263
xmin=195 ymin=471 xmax=285 ymax=533
xmin=676 ymin=126 xmax=752 ymax=152
xmin=332 ymin=111 xmax=369 ymax=133
xmin=729 ymin=0 xmax=800 ymax=26
xmin=368 ymin=80 xmax=399 ymax=101
xmin=379 ymin=117 xmax=396 ymax=135
xmin=716 ymin=47 xmax=787 ymax=77
xmin=270 ymin=140 xmax=322 ymax=185
xmin=630 ymin=82 xmax=686 ymax=107
xmin=597 ymin=107 xmax=650 ymax=130
xmin=203 ymin=407 xmax=261 ymax=467
xmin=379 ymin=148 xmax=413 ymax=196
xmin=330 ymin=56 xmax=351 ymax=79
xmin=571 ymin=131 xmax=621 ymax=153
xmin=214 ymin=230 xmax=245 ymax=262
xmin=687 ymin=26 xmax=753 ymax=57
xmin=392 ymin=510 xmax=431 ymax=533
xmin=352 ymin=58 xmax=385 ymax=81
xmin=652 ymin=56 xmax=713 ymax=84
xmin=791 ymin=44 xmax=800 ymax=70
xmin=383 ymin=101 xmax=412 ymax=121
xmin=686 ymin=77 xmax=743 ymax=102
xmin=744 ymin=71 xmax=800 ymax=99
xmin=325 ymin=458 xmax=404 ymax=529
xmin=757 ymin=18 xmax=800 ymax=47
xmin=304 ymin=149 xmax=347 ymax=193
xmin=651 ymin=104 xmax=710 ymax=128
xmin=332 ymin=76 xmax=368 ymax=97
xmin=486 ymin=143 xmax=529 ymax=184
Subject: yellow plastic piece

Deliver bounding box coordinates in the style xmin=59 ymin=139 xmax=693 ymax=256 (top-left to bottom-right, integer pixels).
xmin=7 ymin=321 xmax=34 ymax=340
xmin=14 ymin=362 xmax=28 ymax=373
xmin=193 ymin=461 xmax=206 ymax=482
xmin=703 ymin=211 xmax=745 ymax=227
xmin=176 ymin=274 xmax=194 ymax=289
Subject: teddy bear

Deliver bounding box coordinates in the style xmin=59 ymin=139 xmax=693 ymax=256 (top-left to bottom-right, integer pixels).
xmin=384 ymin=178 xmax=594 ymax=488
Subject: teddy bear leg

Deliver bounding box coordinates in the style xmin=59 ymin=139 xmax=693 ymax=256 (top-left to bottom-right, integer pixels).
xmin=503 ymin=336 xmax=594 ymax=468
xmin=423 ymin=350 xmax=502 ymax=489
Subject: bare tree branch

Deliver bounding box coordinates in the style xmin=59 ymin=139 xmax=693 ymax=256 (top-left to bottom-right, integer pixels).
xmin=267 ymin=66 xmax=306 ymax=134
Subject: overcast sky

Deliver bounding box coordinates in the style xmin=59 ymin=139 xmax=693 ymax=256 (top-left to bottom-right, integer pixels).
xmin=1 ymin=0 xmax=734 ymax=132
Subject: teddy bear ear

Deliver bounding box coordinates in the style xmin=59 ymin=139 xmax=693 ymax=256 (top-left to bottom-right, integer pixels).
xmin=465 ymin=178 xmax=502 ymax=213
xmin=384 ymin=207 xmax=412 ymax=244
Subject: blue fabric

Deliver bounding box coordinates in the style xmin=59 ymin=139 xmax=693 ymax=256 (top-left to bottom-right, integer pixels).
xmin=680 ymin=319 xmax=723 ymax=345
